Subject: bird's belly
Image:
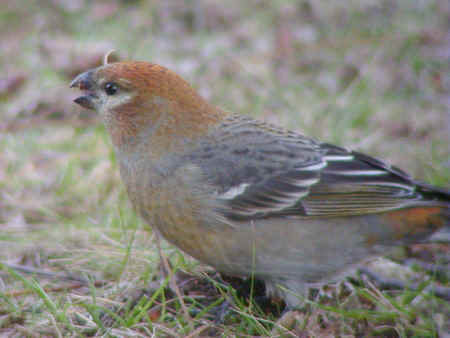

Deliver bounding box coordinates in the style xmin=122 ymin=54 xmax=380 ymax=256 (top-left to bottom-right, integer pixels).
xmin=196 ymin=217 xmax=377 ymax=282
xmin=152 ymin=213 xmax=381 ymax=284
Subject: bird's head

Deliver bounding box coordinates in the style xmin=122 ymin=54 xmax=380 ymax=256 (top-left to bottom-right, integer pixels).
xmin=71 ymin=61 xmax=223 ymax=151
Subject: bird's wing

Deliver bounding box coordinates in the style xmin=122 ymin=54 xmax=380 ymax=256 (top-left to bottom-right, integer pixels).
xmin=187 ymin=116 xmax=425 ymax=221
xmin=299 ymin=143 xmax=421 ymax=217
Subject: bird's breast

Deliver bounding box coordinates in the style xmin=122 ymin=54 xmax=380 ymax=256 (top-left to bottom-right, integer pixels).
xmin=118 ymin=155 xmax=228 ymax=262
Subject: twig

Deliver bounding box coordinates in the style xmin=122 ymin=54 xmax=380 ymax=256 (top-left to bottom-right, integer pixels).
xmin=1 ymin=262 xmax=87 ymax=282
xmin=0 ymin=262 xmax=106 ymax=288
xmin=359 ymin=267 xmax=450 ymax=301
xmin=4 ymin=282 xmax=86 ymax=297
xmin=404 ymin=259 xmax=449 ymax=277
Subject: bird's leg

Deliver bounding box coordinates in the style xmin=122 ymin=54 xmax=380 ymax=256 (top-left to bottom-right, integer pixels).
xmin=153 ymin=229 xmax=193 ymax=323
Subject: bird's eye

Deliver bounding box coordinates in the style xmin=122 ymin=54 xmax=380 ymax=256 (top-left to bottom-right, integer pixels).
xmin=104 ymin=82 xmax=118 ymax=95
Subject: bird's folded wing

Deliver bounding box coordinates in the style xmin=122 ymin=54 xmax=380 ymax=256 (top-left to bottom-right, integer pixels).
xmin=188 ymin=118 xmax=423 ymax=221
xmin=300 ymin=144 xmax=421 ymax=217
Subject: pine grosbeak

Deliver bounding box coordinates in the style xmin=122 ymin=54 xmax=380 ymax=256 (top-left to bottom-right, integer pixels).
xmin=71 ymin=61 xmax=449 ymax=307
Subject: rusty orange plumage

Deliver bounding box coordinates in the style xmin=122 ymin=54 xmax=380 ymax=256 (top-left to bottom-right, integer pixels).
xmin=71 ymin=61 xmax=449 ymax=307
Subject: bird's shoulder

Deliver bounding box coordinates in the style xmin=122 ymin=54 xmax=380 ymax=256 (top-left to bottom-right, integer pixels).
xmin=187 ymin=114 xmax=324 ymax=191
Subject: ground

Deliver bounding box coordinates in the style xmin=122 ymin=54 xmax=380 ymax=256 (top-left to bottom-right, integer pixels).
xmin=1 ymin=0 xmax=449 ymax=336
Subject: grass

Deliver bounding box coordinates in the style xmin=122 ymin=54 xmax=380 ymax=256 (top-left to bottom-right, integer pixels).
xmin=1 ymin=0 xmax=449 ymax=336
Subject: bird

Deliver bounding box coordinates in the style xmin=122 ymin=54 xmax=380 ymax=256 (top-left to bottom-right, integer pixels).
xmin=71 ymin=60 xmax=449 ymax=308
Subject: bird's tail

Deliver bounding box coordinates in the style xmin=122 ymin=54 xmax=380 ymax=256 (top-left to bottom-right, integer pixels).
xmin=416 ymin=181 xmax=450 ymax=205
xmin=381 ymin=183 xmax=450 ymax=243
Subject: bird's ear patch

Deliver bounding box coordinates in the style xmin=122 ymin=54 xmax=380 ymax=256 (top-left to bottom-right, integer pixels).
xmin=103 ymin=49 xmax=117 ymax=66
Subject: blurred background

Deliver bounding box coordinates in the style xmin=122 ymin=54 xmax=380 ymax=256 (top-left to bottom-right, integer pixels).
xmin=1 ymin=0 xmax=449 ymax=335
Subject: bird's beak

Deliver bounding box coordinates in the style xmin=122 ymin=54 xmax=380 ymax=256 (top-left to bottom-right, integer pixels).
xmin=70 ymin=71 xmax=97 ymax=110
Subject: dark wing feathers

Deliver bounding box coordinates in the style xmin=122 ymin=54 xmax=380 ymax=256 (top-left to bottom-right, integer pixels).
xmin=188 ymin=118 xmax=445 ymax=221
xmin=295 ymin=144 xmax=425 ymax=217
xmin=222 ymin=167 xmax=319 ymax=217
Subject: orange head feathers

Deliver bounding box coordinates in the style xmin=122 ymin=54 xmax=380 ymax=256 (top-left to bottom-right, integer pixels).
xmin=71 ymin=61 xmax=225 ymax=151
